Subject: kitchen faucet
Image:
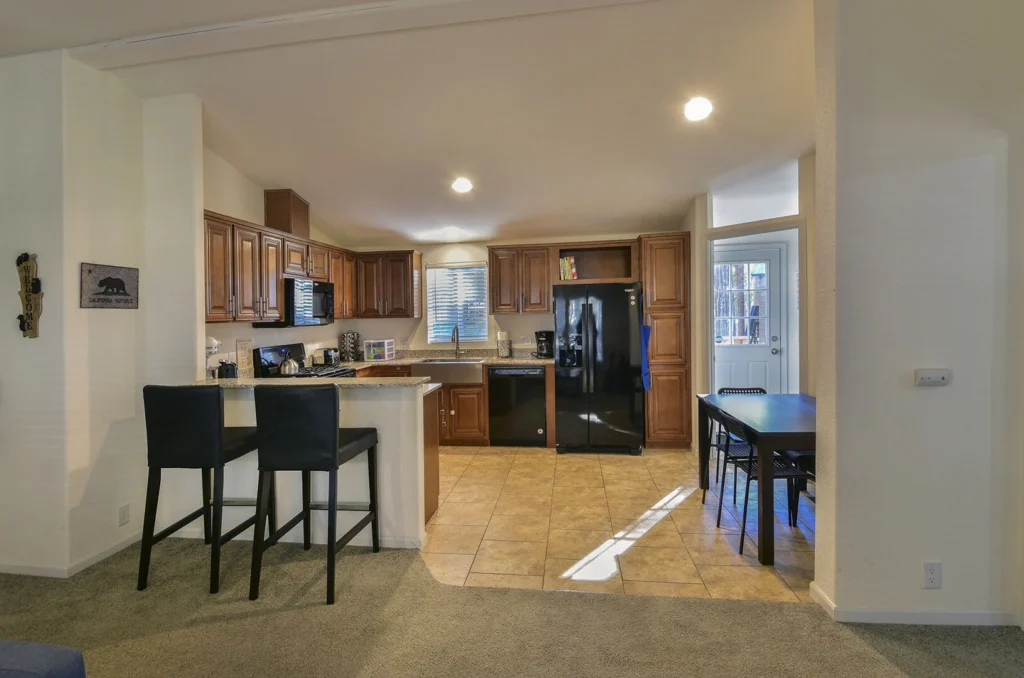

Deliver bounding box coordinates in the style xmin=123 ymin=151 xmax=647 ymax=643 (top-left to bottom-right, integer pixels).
xmin=451 ymin=325 xmax=460 ymax=359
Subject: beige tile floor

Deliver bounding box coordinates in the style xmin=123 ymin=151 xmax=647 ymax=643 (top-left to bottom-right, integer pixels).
xmin=420 ymin=446 xmax=816 ymax=601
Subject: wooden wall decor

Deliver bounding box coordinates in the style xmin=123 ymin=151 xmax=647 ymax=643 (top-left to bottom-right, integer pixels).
xmin=16 ymin=253 xmax=43 ymax=338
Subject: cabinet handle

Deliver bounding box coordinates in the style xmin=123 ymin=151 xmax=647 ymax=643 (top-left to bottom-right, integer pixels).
xmin=229 ymin=296 xmax=234 ymax=316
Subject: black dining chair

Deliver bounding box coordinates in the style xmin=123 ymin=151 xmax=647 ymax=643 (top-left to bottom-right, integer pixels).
xmin=139 ymin=385 xmax=276 ymax=594
xmin=715 ymin=412 xmax=808 ymax=554
xmin=711 ymin=387 xmax=767 ymax=504
xmin=249 ymin=384 xmax=379 ymax=605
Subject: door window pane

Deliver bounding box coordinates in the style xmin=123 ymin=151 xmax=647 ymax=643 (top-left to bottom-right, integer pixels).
xmin=712 ymin=260 xmax=770 ymax=347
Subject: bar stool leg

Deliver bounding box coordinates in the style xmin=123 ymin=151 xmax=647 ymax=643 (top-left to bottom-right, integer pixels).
xmin=367 ymin=445 xmax=380 ymax=553
xmin=248 ymin=471 xmax=271 ymax=601
xmin=210 ymin=466 xmax=225 ymax=593
xmin=267 ymin=472 xmax=278 ymax=536
xmin=137 ymin=467 xmax=162 ymax=591
xmin=301 ymin=471 xmax=312 ymax=550
xmin=327 ymin=468 xmax=338 ymax=605
xmin=201 ymin=468 xmax=212 ymax=545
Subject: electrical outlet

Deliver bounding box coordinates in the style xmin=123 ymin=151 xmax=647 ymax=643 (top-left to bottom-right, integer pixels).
xmin=118 ymin=503 xmax=130 ymax=527
xmin=520 ymin=335 xmax=532 ymax=345
xmin=923 ymin=561 xmax=942 ymax=589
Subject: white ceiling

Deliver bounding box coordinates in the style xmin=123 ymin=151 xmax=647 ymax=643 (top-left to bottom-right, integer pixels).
xmin=0 ymin=0 xmax=366 ymax=57
xmin=11 ymin=0 xmax=815 ymax=246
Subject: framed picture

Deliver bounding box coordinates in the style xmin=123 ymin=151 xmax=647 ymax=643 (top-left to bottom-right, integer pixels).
xmin=80 ymin=263 xmax=139 ymax=309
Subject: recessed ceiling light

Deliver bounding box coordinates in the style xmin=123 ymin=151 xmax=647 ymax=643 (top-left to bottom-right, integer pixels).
xmin=683 ymin=97 xmax=713 ymax=122
xmin=451 ymin=177 xmax=474 ymax=194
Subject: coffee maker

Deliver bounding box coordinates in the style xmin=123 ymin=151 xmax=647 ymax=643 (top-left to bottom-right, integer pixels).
xmin=534 ymin=331 xmax=554 ymax=359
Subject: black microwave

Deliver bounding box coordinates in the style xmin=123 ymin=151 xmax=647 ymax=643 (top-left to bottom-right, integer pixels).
xmin=254 ymin=279 xmax=333 ymax=328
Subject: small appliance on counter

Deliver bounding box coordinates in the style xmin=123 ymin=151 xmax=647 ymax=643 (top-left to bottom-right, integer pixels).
xmin=363 ymin=338 xmax=395 ymax=362
xmin=340 ymin=330 xmax=360 ymax=361
xmin=216 ymin=360 xmax=238 ymax=379
xmin=254 ymin=343 xmax=355 ymax=378
xmin=496 ymin=331 xmax=512 ymax=359
xmin=322 ymin=348 xmax=340 ymax=365
xmin=533 ymin=330 xmax=554 ymax=359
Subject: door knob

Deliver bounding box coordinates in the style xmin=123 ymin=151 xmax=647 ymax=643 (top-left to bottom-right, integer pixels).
xmin=771 ymin=348 xmax=780 ymax=355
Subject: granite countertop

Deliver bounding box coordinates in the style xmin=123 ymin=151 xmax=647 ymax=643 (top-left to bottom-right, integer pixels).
xmin=422 ymin=382 xmax=443 ymax=396
xmin=199 ymin=377 xmax=430 ymax=389
xmin=341 ymin=357 xmax=554 ymax=369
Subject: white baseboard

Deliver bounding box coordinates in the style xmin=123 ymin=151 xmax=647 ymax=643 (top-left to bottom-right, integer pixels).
xmin=68 ymin=532 xmax=142 ymax=577
xmin=809 ymin=581 xmax=836 ymax=618
xmin=810 ymin=582 xmax=1017 ymax=626
xmin=0 ymin=563 xmax=71 ymax=578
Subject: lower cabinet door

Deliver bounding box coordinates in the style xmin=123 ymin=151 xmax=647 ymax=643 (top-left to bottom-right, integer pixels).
xmin=423 ymin=388 xmax=440 ymax=524
xmin=645 ymin=366 xmax=691 ymax=447
xmin=446 ymin=385 xmax=487 ymax=443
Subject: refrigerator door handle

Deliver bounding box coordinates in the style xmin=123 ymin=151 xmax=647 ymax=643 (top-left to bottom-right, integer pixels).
xmin=582 ymin=301 xmax=590 ymax=394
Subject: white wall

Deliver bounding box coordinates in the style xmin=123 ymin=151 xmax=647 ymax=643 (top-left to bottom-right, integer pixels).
xmin=0 ymin=51 xmax=70 ymax=575
xmin=63 ymin=55 xmax=148 ymax=570
xmin=813 ymin=0 xmax=1022 ymax=623
xmin=711 ymin=160 xmax=799 ymax=228
xmin=203 ymin=147 xmax=264 ymax=225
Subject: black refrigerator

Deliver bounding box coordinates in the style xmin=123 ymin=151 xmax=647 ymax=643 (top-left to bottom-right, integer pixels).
xmin=555 ymin=282 xmax=645 ymax=455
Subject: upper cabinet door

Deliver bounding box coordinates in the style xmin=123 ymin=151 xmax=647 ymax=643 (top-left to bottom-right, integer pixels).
xmin=205 ymin=218 xmax=233 ymax=322
xmin=233 ymin=226 xmax=261 ymax=321
xmin=489 ymin=248 xmax=520 ymax=313
xmin=520 ymin=247 xmax=550 ymax=313
xmin=261 ymin=233 xmax=285 ymax=321
xmin=308 ymin=243 xmax=330 ymax=281
xmin=356 ymin=254 xmax=384 ymax=318
xmin=643 ymin=234 xmax=689 ymax=310
xmin=283 ymin=238 xmax=307 ymax=277
xmin=329 ymin=249 xmax=345 ymax=319
xmin=342 ymin=252 xmax=357 ymax=319
xmin=384 ymin=252 xmax=412 ymax=318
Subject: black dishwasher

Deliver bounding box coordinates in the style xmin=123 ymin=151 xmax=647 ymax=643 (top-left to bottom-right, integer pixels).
xmin=488 ymin=367 xmax=547 ymax=446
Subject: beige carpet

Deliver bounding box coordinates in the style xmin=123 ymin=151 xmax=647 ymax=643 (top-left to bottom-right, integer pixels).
xmin=1 ymin=540 xmax=1022 ymax=677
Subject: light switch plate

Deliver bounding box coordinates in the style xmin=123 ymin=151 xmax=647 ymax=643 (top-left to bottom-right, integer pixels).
xmin=915 ymin=369 xmax=951 ymax=387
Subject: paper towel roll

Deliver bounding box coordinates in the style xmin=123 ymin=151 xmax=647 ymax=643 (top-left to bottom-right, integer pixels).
xmin=496 ymin=331 xmax=509 ymax=341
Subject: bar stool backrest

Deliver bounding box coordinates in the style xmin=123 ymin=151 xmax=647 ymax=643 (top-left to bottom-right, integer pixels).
xmin=143 ymin=385 xmax=224 ymax=469
xmin=254 ymin=385 xmax=340 ymax=471
xmin=717 ymin=387 xmax=768 ymax=395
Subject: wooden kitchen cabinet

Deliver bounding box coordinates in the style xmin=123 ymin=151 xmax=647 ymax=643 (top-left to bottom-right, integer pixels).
xmin=489 ymin=247 xmax=520 ymax=313
xmin=283 ymin=238 xmax=307 ymax=277
xmin=308 ymin=243 xmax=330 ymax=281
xmin=355 ymin=365 xmax=412 ymax=378
xmin=645 ymin=366 xmax=691 ymax=444
xmin=232 ymin=225 xmax=261 ymax=321
xmin=341 ymin=252 xmax=357 ymax=319
xmin=356 ymin=251 xmax=422 ymax=319
xmin=329 ymin=249 xmax=345 ymax=319
xmin=640 ymin=232 xmax=691 ymax=447
xmin=643 ymin=234 xmax=689 ymax=310
xmin=260 ymin=233 xmax=285 ymax=321
xmin=444 ymin=384 xmax=488 ymax=444
xmin=520 ymin=247 xmax=550 ymax=313
xmin=356 ymin=253 xmax=384 ymax=317
xmin=488 ymin=246 xmax=551 ymax=314
xmin=205 ymin=218 xmax=234 ymax=322
xmin=264 ymin=189 xmax=310 ymax=239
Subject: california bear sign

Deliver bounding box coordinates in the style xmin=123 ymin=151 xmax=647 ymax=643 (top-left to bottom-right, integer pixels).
xmin=80 ymin=263 xmax=139 ymax=309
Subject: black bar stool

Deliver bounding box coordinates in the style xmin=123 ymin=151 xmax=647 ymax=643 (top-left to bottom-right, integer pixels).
xmin=249 ymin=384 xmax=379 ymax=605
xmin=139 ymin=385 xmax=277 ymax=593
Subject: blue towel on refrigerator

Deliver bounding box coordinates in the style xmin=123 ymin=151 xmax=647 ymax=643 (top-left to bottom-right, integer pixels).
xmin=641 ymin=322 xmax=652 ymax=391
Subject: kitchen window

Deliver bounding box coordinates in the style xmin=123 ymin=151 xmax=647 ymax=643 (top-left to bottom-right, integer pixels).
xmin=426 ymin=263 xmax=488 ymax=344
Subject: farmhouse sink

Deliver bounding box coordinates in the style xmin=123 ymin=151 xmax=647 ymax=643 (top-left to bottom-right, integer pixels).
xmin=410 ymin=359 xmax=484 ymax=384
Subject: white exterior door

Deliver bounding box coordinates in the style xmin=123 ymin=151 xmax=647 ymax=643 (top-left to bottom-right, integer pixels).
xmin=712 ymin=247 xmax=784 ymax=393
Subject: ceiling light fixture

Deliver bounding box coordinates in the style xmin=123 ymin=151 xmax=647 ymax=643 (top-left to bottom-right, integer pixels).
xmin=451 ymin=177 xmax=474 ymax=194
xmin=683 ymin=96 xmax=713 ymax=122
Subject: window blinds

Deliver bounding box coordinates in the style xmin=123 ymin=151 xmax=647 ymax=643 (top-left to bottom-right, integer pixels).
xmin=426 ymin=264 xmax=488 ymax=344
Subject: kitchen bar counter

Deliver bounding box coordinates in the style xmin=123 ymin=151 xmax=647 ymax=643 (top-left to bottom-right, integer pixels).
xmin=337 ymin=356 xmax=554 ymax=369
xmin=151 ymin=376 xmax=433 ymax=552
xmin=199 ymin=376 xmax=430 ymax=388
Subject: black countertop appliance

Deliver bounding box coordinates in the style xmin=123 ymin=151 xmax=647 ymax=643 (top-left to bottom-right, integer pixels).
xmin=534 ymin=331 xmax=554 ymax=359
xmin=554 ymin=282 xmax=644 ymax=455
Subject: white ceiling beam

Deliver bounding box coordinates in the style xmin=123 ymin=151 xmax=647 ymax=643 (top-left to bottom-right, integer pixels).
xmin=70 ymin=0 xmax=656 ymax=70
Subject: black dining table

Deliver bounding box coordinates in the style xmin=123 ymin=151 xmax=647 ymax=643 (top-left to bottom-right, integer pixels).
xmin=696 ymin=393 xmax=816 ymax=565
